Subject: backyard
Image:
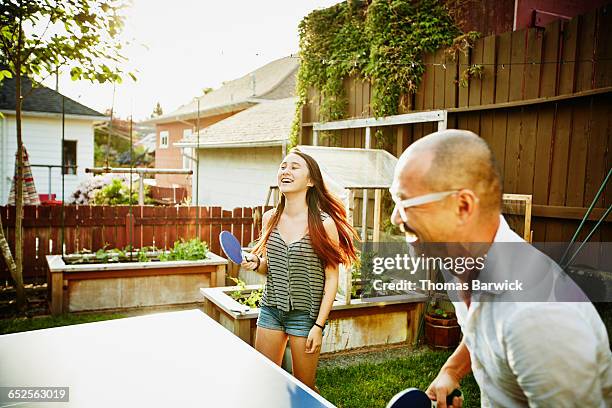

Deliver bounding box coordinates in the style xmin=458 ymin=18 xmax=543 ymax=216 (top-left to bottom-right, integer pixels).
xmin=0 ymin=0 xmax=610 ymax=407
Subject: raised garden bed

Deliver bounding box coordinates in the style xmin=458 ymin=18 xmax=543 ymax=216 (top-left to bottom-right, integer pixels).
xmin=47 ymin=252 xmax=227 ymax=315
xmin=201 ymin=285 xmax=427 ymax=354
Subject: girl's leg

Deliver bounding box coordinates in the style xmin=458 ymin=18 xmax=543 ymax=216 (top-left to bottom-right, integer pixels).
xmin=255 ymin=326 xmax=288 ymax=366
xmin=288 ymin=334 xmax=321 ymax=390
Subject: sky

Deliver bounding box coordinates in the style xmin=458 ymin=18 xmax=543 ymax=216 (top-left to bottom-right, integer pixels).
xmin=42 ymin=0 xmax=341 ymax=122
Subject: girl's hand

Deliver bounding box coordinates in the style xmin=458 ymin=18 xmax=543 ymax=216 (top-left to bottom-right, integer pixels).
xmin=305 ymin=325 xmax=323 ymax=354
xmin=240 ymin=253 xmax=259 ymax=271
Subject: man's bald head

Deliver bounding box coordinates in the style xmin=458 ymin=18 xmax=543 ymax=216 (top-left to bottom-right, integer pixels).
xmin=398 ymin=129 xmax=502 ymax=214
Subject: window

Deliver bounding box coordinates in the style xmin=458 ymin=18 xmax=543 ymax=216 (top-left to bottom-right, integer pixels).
xmin=182 ymin=147 xmax=194 ymax=170
xmin=183 ymin=128 xmax=192 ymax=139
xmin=62 ymin=140 xmax=77 ymax=175
xmin=159 ymin=131 xmax=169 ymax=148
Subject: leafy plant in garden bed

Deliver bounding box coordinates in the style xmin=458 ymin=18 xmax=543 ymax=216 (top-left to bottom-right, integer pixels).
xmin=65 ymin=238 xmax=209 ymax=265
xmin=158 ymin=238 xmax=209 ymax=261
xmin=229 ymin=277 xmax=263 ymax=309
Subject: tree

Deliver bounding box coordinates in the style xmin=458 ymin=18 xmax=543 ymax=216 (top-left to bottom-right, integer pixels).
xmin=0 ymin=0 xmax=134 ymax=312
xmin=151 ymin=101 xmax=163 ymax=117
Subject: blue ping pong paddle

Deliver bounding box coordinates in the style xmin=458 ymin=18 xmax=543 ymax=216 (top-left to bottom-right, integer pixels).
xmin=219 ymin=231 xmax=247 ymax=264
xmin=386 ymin=388 xmax=462 ymax=408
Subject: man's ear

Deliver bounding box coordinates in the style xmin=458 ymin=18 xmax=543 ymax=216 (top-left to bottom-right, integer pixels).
xmin=455 ymin=189 xmax=478 ymax=223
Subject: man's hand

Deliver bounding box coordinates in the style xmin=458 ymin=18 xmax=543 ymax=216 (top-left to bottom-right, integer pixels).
xmin=426 ymin=370 xmax=463 ymax=408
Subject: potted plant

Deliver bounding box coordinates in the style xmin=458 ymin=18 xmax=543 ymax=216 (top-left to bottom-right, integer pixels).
xmin=424 ymin=304 xmax=461 ymax=349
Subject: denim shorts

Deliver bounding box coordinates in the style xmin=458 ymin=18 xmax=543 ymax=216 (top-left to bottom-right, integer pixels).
xmin=257 ymin=305 xmax=325 ymax=338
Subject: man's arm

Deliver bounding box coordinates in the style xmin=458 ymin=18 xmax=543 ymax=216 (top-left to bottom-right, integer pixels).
xmin=504 ymin=303 xmax=609 ymax=407
xmin=426 ymin=338 xmax=472 ymax=408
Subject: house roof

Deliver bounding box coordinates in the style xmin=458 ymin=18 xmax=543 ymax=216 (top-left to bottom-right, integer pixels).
xmin=175 ymin=97 xmax=296 ymax=148
xmin=0 ymin=76 xmax=105 ymax=119
xmin=142 ymin=55 xmax=298 ymax=125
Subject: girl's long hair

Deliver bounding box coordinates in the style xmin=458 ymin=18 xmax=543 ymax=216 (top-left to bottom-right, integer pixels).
xmin=252 ymin=149 xmax=358 ymax=269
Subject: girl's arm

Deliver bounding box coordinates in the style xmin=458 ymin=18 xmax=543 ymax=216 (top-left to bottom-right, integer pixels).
xmin=242 ymin=209 xmax=273 ymax=275
xmin=306 ymin=218 xmax=340 ymax=353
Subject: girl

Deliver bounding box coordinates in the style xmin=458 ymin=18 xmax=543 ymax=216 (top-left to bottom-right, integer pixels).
xmin=241 ymin=148 xmax=358 ymax=390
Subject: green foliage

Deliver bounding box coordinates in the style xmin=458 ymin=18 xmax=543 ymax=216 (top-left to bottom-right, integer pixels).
xmin=92 ymin=178 xmax=140 ymax=205
xmin=459 ymin=64 xmax=484 ymax=88
xmin=70 ymin=240 xmax=208 ymax=264
xmin=293 ymin=0 xmax=476 ymax=144
xmin=93 ymin=131 xmax=130 ymax=167
xmin=431 ymin=308 xmax=450 ymax=318
xmin=427 ymin=300 xmax=456 ymax=319
xmin=0 ymin=0 xmax=134 ymax=86
xmin=229 ymin=277 xmax=263 ymax=309
xmin=137 ymin=248 xmax=149 ymax=263
xmin=158 ymin=238 xmax=209 ymax=261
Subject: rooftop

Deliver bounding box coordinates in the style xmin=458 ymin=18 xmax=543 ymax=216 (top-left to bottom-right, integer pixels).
xmin=142 ymin=56 xmax=298 ymax=125
xmin=176 ymin=97 xmax=296 ymax=148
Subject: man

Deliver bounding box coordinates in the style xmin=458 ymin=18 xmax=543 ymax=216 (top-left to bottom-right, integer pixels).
xmin=389 ymin=129 xmax=612 ymax=407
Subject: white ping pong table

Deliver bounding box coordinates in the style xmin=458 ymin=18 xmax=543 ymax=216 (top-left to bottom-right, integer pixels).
xmin=0 ymin=309 xmax=336 ymax=408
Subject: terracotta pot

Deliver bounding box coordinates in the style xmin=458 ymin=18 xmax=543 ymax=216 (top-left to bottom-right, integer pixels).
xmin=424 ymin=313 xmax=461 ymax=349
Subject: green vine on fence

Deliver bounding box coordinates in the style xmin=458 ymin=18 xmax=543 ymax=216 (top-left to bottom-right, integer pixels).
xmin=290 ymin=0 xmax=478 ymax=148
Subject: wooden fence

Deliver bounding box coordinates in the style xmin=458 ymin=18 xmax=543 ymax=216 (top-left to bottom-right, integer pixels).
xmin=0 ymin=205 xmax=272 ymax=283
xmin=300 ymin=5 xmax=612 ymax=243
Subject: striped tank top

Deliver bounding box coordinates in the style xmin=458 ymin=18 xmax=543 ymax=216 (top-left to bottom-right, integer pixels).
xmin=261 ymin=213 xmax=329 ymax=320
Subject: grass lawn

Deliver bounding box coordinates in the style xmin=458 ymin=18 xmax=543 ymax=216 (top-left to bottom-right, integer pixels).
xmin=318 ymin=348 xmax=480 ymax=408
xmin=0 ymin=312 xmax=127 ymax=335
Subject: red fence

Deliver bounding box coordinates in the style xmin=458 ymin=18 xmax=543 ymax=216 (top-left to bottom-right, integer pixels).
xmin=0 ymin=205 xmax=272 ymax=283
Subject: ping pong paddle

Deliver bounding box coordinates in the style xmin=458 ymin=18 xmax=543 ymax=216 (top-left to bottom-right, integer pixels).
xmin=219 ymin=231 xmax=248 ymax=264
xmin=386 ymin=388 xmax=461 ymax=408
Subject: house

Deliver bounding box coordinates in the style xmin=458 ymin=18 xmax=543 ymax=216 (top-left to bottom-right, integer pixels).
xmin=0 ymin=77 xmax=106 ymax=203
xmin=140 ymin=55 xmax=298 ymax=193
xmin=134 ymin=132 xmax=156 ymax=153
xmin=175 ymin=97 xmax=295 ymax=208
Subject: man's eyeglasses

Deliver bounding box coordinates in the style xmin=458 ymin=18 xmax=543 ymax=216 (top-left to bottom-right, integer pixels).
xmin=389 ymin=190 xmax=459 ymax=228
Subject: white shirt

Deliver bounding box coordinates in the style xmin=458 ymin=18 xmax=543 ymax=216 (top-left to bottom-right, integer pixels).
xmin=452 ymin=216 xmax=612 ymax=407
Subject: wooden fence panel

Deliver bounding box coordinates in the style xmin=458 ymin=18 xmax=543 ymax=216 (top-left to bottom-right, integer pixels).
xmin=90 ymin=206 xmax=104 ymax=251
xmin=141 ymin=206 xmax=155 ymax=247
xmin=594 ymin=6 xmax=612 ymax=88
xmin=481 ymin=35 xmax=497 ymax=104
xmin=584 ymin=95 xmax=610 ymax=207
xmin=517 ymin=108 xmax=538 ymax=196
xmin=558 ymin=18 xmax=579 ymax=95
xmin=532 ymin=105 xmax=555 ymax=205
xmin=1 ymin=205 xmax=268 ymax=283
xmin=525 ymin=28 xmax=543 ymax=100
xmin=468 ymin=37 xmax=484 ymax=106
xmin=566 ymin=99 xmax=590 ymax=208
xmin=22 ymin=206 xmax=38 ymax=278
xmin=495 ymin=30 xmax=512 ymax=103
xmin=458 ymin=48 xmax=470 ymax=107
xmin=576 ymin=10 xmax=597 ymax=92
xmin=540 ymin=20 xmax=561 ymax=98
xmin=433 ymin=48 xmax=446 ymax=109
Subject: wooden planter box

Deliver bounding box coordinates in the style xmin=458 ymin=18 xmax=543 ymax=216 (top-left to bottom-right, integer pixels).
xmin=201 ymin=285 xmax=427 ymax=354
xmin=424 ymin=314 xmax=461 ymax=349
xmin=46 ymin=253 xmax=228 ymax=315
